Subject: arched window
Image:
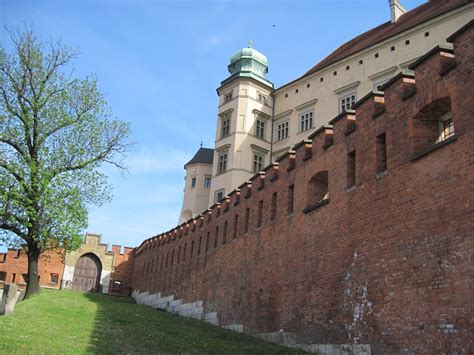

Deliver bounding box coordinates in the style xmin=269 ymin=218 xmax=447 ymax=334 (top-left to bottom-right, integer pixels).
xmin=411 ymin=97 xmax=454 ymax=158
xmin=304 ymin=171 xmax=329 ymax=213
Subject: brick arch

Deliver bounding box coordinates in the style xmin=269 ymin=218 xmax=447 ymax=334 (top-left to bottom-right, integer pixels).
xmin=411 ymin=96 xmax=453 ymax=153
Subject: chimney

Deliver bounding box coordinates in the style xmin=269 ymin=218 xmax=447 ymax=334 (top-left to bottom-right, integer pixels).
xmin=389 ymin=0 xmax=407 ymax=23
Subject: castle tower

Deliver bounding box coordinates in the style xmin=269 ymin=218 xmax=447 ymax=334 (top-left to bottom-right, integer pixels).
xmin=179 ymin=147 xmax=214 ymax=224
xmin=209 ymin=43 xmax=274 ymax=205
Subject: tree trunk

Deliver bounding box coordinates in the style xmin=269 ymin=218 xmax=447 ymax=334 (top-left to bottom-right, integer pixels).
xmin=24 ymin=244 xmax=41 ymax=299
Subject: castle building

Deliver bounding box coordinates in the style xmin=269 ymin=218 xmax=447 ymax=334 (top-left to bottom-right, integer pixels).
xmin=179 ymin=0 xmax=473 ymax=221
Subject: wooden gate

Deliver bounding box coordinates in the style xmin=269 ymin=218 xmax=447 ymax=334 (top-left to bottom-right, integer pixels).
xmin=72 ymin=253 xmax=102 ymax=292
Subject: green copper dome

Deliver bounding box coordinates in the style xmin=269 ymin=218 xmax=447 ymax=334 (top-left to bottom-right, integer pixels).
xmin=223 ymin=44 xmax=272 ymax=88
xmin=229 ymin=47 xmax=268 ymax=67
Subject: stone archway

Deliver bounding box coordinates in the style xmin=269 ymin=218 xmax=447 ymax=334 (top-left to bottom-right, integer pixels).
xmin=72 ymin=253 xmax=102 ymax=292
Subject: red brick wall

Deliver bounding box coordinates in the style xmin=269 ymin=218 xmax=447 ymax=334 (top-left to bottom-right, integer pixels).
xmin=109 ymin=245 xmax=135 ymax=296
xmin=132 ymin=23 xmax=474 ymax=353
xmin=0 ymin=248 xmax=65 ymax=289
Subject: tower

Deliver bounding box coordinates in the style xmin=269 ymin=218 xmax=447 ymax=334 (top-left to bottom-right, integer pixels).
xmin=178 ymin=147 xmax=214 ymax=224
xmin=209 ymin=43 xmax=274 ymax=205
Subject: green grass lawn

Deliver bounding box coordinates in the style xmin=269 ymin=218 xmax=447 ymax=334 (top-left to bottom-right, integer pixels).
xmin=0 ymin=289 xmax=303 ymax=354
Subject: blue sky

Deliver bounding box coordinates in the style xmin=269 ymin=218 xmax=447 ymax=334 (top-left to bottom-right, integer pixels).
xmin=0 ymin=0 xmax=426 ymax=252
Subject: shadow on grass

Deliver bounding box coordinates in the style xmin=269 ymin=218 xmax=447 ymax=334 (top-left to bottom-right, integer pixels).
xmin=83 ymin=292 xmax=303 ymax=354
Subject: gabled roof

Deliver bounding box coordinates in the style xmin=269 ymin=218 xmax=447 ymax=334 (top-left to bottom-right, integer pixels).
xmin=301 ymin=0 xmax=470 ymax=79
xmin=184 ymin=147 xmax=214 ymax=168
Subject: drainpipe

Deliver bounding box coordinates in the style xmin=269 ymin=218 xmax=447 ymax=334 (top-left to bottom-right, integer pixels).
xmin=270 ymin=91 xmax=275 ymax=162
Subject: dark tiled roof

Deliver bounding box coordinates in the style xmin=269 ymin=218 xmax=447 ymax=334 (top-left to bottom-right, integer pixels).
xmin=184 ymin=147 xmax=214 ymax=168
xmin=303 ymin=0 xmax=470 ymax=77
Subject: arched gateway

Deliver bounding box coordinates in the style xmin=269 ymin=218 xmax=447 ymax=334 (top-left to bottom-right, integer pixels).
xmin=72 ymin=253 xmax=102 ymax=292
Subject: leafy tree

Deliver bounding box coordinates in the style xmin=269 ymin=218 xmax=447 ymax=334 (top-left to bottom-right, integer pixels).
xmin=0 ymin=29 xmax=131 ymax=298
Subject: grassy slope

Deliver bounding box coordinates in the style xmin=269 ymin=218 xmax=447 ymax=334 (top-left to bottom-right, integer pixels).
xmin=0 ymin=289 xmax=303 ymax=354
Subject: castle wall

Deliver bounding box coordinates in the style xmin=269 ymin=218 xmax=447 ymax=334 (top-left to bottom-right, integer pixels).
xmin=131 ymin=23 xmax=473 ymax=353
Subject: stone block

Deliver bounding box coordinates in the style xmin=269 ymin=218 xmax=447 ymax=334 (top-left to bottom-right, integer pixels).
xmin=0 ymin=284 xmax=19 ymax=316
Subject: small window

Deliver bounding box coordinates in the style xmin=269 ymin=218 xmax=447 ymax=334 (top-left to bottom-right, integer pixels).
xmin=359 ymin=59 xmax=363 ymax=65
xmin=198 ymin=237 xmax=202 ymax=255
xmin=287 ymin=184 xmax=294 ymax=214
xmin=277 ymin=121 xmax=289 ymax=141
xmin=257 ymin=200 xmax=263 ymax=228
xmin=256 ymin=119 xmax=265 ymax=139
xmin=320 ymin=77 xmax=324 ymax=82
xmin=405 ymin=39 xmax=410 ymax=45
xmin=437 ymin=112 xmax=455 ymax=143
xmin=12 ymin=273 xmax=16 ymax=283
xmin=218 ymin=151 xmax=227 ymax=174
xmin=285 ymin=93 xmax=288 ymax=98
xmin=307 ymin=83 xmax=310 ymax=88
xmin=390 ymin=46 xmax=395 ymax=51
xmin=204 ymin=177 xmax=211 ymax=189
xmin=215 ymin=189 xmax=225 ymax=203
xmin=112 ymin=280 xmax=122 ymax=291
xmin=171 ymin=249 xmax=175 ymax=266
xmin=190 ymin=240 xmax=195 ymax=258
xmin=224 ymin=91 xmax=233 ymax=103
xmin=411 ymin=97 xmax=454 ymax=155
xmin=307 ymin=171 xmax=329 ymax=207
xmin=0 ymin=271 xmax=6 ymax=281
xmin=257 ymin=92 xmax=266 ymax=103
xmin=223 ymin=221 xmax=228 ymax=244
xmin=50 ymin=273 xmax=59 ymax=284
xmin=346 ymin=65 xmax=350 ymax=70
xmin=191 ymin=177 xmax=196 ymax=188
xmin=221 ymin=117 xmax=230 ymax=138
xmin=300 ymin=111 xmax=313 ymax=132
xmin=244 ymin=208 xmax=250 ymax=233
xmin=183 ymin=243 xmax=187 ymax=261
xmin=214 ymin=226 xmax=219 ymax=248
xmin=376 ymin=133 xmax=388 ymax=173
xmin=333 ymin=71 xmax=337 ymax=76
xmin=375 ymin=53 xmax=379 ymax=58
xmin=424 ymin=31 xmax=430 ymax=37
xmin=233 ymin=215 xmax=238 ymax=239
xmin=271 ymin=192 xmax=277 ymax=221
xmin=253 ymin=152 xmax=265 ymax=173
xmin=340 ymin=93 xmax=356 ymax=113
xmin=205 ymin=232 xmax=210 ymax=252
xmin=347 ymin=151 xmax=356 ymax=188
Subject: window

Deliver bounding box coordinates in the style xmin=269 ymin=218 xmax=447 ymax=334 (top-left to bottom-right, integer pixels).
xmin=253 ymin=152 xmax=265 ymax=173
xmin=271 ymin=192 xmax=277 ymax=221
xmin=215 ymin=189 xmax=225 ymax=203
xmin=205 ymin=232 xmax=210 ymax=252
xmin=258 ymin=92 xmax=266 ymax=103
xmin=437 ymin=112 xmax=454 ymax=143
xmin=257 ymin=200 xmax=263 ymax=228
xmin=221 ymin=117 xmax=230 ymax=138
xmin=287 ymin=184 xmax=294 ymax=214
xmin=224 ymin=91 xmax=233 ymax=103
xmin=12 ymin=273 xmax=16 ymax=283
xmin=0 ymin=271 xmax=6 ymax=281
xmin=256 ymin=119 xmax=265 ymax=139
xmin=191 ymin=177 xmax=196 ymax=188
xmin=223 ymin=221 xmax=228 ymax=244
xmin=277 ymin=121 xmax=289 ymax=141
xmin=244 ymin=208 xmax=250 ymax=233
xmin=183 ymin=243 xmax=187 ymax=261
xmin=198 ymin=236 xmax=202 ymax=255
xmin=376 ymin=133 xmax=388 ymax=173
xmin=214 ymin=226 xmax=219 ymax=248
xmin=112 ymin=280 xmax=122 ymax=291
xmin=204 ymin=177 xmax=211 ymax=189
xmin=300 ymin=111 xmax=313 ymax=132
xmin=306 ymin=171 xmax=329 ymax=210
xmin=233 ymin=215 xmax=238 ymax=239
xmin=218 ymin=151 xmax=227 ymax=174
xmin=340 ymin=93 xmax=356 ymax=113
xmin=347 ymin=151 xmax=356 ymax=188
xmin=411 ymin=97 xmax=454 ymax=156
